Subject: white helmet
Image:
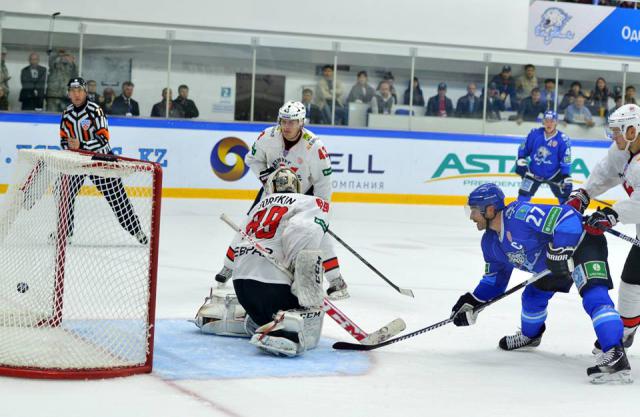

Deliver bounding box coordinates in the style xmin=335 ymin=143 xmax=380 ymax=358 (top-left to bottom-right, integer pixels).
xmin=265 ymin=167 xmax=301 ymax=194
xmin=607 ymin=104 xmax=640 ymax=150
xmin=278 ymin=100 xmax=306 ymax=123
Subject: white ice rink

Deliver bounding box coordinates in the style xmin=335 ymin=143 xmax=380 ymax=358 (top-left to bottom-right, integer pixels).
xmin=1 ymin=198 xmax=638 ymax=417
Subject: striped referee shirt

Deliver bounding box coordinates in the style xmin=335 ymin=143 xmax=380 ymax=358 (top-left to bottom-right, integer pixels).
xmin=59 ymin=100 xmax=111 ymax=154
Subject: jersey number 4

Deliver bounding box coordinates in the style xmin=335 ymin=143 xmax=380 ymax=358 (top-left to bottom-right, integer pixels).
xmin=246 ymin=206 xmax=289 ymax=239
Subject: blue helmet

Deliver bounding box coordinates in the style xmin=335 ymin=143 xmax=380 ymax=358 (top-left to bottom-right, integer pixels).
xmin=467 ymin=183 xmax=505 ymax=212
xmin=543 ymin=110 xmax=557 ymax=121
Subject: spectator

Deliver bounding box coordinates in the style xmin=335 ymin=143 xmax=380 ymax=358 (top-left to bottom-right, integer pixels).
xmin=559 ymin=81 xmax=583 ymax=111
xmin=455 ymin=82 xmax=482 ymax=118
xmin=403 ymin=77 xmax=425 ymax=106
xmin=301 ymin=88 xmax=325 ymax=124
xmin=110 ymin=81 xmax=140 ymax=116
xmin=151 ymin=88 xmax=184 ymax=118
xmin=517 ymin=87 xmax=546 ymax=123
xmin=378 ymin=72 xmax=398 ymax=102
xmin=370 ymin=81 xmax=396 ymax=114
xmin=588 ymin=77 xmax=612 ymax=117
xmin=565 ymin=94 xmax=595 ymax=127
xmin=426 ymin=82 xmax=453 ymax=117
xmin=19 ymin=52 xmax=46 ymax=110
xmin=491 ymin=65 xmax=518 ymax=110
xmin=540 ymin=79 xmax=557 ymax=111
xmin=516 ymin=64 xmax=538 ymax=102
xmin=347 ymin=71 xmax=375 ymax=104
xmin=173 ymin=84 xmax=199 ymax=118
xmin=608 ymin=95 xmax=623 ymax=118
xmin=46 ymin=48 xmax=77 ymax=112
xmin=0 ymin=47 xmax=10 ymax=99
xmin=101 ymin=87 xmax=115 ymax=114
xmin=625 ymin=85 xmax=637 ymax=105
xmin=479 ymin=82 xmax=505 ymax=120
xmin=86 ymin=80 xmax=103 ymax=105
xmin=0 ymin=86 xmax=8 ymax=111
xmin=316 ymin=65 xmax=346 ymax=125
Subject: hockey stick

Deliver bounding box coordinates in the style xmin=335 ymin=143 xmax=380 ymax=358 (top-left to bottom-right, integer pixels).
xmin=326 ymin=229 xmax=414 ymax=298
xmin=579 ymin=199 xmax=640 ymax=249
xmin=333 ymin=269 xmax=551 ymax=351
xmin=220 ymin=213 xmax=406 ymax=344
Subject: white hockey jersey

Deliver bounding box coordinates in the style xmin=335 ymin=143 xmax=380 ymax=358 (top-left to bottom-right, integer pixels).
xmin=232 ymin=193 xmax=330 ymax=286
xmin=245 ymin=126 xmax=333 ymax=201
xmin=583 ymin=142 xmax=640 ymax=236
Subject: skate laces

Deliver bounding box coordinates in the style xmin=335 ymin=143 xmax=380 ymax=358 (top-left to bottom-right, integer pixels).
xmin=504 ymin=331 xmax=530 ymax=349
xmin=596 ymin=347 xmax=620 ymax=366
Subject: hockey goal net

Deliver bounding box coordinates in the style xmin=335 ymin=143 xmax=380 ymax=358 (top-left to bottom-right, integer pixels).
xmin=0 ymin=149 xmax=162 ymax=379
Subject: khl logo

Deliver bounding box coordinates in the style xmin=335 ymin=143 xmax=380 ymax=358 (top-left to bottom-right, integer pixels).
xmin=534 ymin=7 xmax=575 ymax=45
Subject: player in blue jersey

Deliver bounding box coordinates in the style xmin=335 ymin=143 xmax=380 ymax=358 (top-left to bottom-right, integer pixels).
xmin=515 ymin=111 xmax=573 ymax=203
xmin=450 ymin=183 xmax=630 ymax=383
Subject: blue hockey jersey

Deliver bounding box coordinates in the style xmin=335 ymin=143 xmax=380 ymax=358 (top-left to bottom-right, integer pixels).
xmin=517 ymin=127 xmax=571 ymax=179
xmin=472 ymin=201 xmax=583 ymax=301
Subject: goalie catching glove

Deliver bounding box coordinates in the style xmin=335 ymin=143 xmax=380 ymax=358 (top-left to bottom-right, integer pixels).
xmin=450 ymin=292 xmax=483 ymax=326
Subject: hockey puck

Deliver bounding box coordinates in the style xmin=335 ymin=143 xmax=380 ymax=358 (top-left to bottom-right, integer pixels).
xmin=16 ymin=282 xmax=29 ymax=293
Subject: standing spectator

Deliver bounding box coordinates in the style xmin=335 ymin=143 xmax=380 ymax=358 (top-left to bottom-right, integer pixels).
xmin=19 ymin=52 xmax=47 ymax=110
xmin=608 ymin=95 xmax=623 ymax=118
xmin=316 ymin=65 xmax=346 ymax=125
xmin=455 ymin=82 xmax=482 ymax=118
xmin=565 ymin=94 xmax=595 ymax=127
xmin=173 ymin=84 xmax=199 ymax=118
xmin=86 ymin=80 xmax=103 ymax=106
xmin=403 ymin=77 xmax=425 ymax=106
xmin=540 ymin=79 xmax=557 ymax=111
xmin=479 ymin=82 xmax=505 ymax=120
xmin=370 ymin=81 xmax=396 ymax=114
xmin=491 ymin=65 xmax=518 ymax=110
xmin=0 ymin=86 xmax=8 ymax=111
xmin=151 ymin=88 xmax=184 ymax=118
xmin=0 ymin=47 xmax=10 ymax=99
xmin=379 ymin=72 xmax=398 ymax=102
xmin=347 ymin=71 xmax=375 ymax=104
xmin=46 ymin=48 xmax=77 ymax=112
xmin=588 ymin=77 xmax=612 ymax=117
xmin=516 ymin=64 xmax=538 ymax=102
xmin=301 ymin=88 xmax=325 ymax=124
xmin=110 ymin=81 xmax=140 ymax=116
xmin=559 ymin=81 xmax=583 ymax=111
xmin=625 ymin=85 xmax=637 ymax=105
xmin=517 ymin=87 xmax=546 ymax=124
xmin=426 ymin=82 xmax=453 ymax=117
xmin=101 ymin=87 xmax=115 ymax=114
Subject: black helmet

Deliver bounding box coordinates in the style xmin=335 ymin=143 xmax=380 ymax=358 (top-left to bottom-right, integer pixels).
xmin=67 ymin=77 xmax=87 ymax=91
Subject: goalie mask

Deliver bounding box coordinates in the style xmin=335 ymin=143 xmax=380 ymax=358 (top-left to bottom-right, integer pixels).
xmin=265 ymin=167 xmax=301 ymax=194
xmin=606 ymin=104 xmax=640 ymax=151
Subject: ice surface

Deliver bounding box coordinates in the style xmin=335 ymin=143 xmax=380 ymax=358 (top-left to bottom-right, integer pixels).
xmin=0 ymin=198 xmax=638 ymax=417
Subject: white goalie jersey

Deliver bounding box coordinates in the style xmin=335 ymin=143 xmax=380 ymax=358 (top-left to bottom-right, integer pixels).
xmin=232 ymin=193 xmax=330 ymax=286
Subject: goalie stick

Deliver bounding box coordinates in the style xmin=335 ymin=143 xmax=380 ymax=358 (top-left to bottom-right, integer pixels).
xmin=220 ymin=213 xmax=406 ymax=345
xmin=333 ymin=269 xmax=550 ymax=351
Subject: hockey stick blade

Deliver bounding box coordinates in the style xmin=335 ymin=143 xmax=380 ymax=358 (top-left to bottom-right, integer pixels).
xmin=360 ymin=318 xmax=406 ymax=345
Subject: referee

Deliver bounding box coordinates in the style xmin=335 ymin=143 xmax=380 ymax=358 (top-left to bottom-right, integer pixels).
xmin=57 ymin=77 xmax=148 ymax=244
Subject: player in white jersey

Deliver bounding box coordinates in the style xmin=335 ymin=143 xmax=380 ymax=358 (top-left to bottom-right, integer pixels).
xmin=567 ymin=104 xmax=640 ymax=349
xmin=214 ymin=100 xmax=349 ymax=300
xmin=195 ymin=168 xmax=329 ymax=356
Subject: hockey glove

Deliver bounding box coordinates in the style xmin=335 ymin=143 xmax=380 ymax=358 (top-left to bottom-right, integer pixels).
xmin=515 ymin=158 xmax=529 ymax=178
xmin=258 ymin=167 xmax=276 ymax=185
xmin=545 ymin=244 xmax=574 ymax=276
xmin=451 ymin=292 xmax=483 ymax=326
xmin=566 ymin=188 xmax=590 ymax=214
xmin=585 ymin=207 xmax=618 ymax=236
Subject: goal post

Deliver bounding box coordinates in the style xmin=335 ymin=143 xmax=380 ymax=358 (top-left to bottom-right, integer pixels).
xmin=0 ymin=149 xmax=162 ymax=379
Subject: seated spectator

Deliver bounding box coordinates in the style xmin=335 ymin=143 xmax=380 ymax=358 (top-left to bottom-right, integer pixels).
xmin=151 ymin=88 xmax=185 ymax=118
xmin=101 ymin=87 xmax=115 ymax=114
xmin=173 ymin=84 xmax=199 ymax=118
xmin=370 ymin=81 xmax=396 ymax=115
xmin=86 ymin=80 xmax=103 ymax=105
xmin=540 ymin=79 xmax=557 ymax=111
xmin=301 ymin=88 xmax=325 ymax=124
xmin=19 ymin=52 xmax=46 ymax=111
xmin=559 ymin=81 xmax=582 ymax=111
xmin=0 ymin=86 xmax=8 ymax=110
xmin=347 ymin=71 xmax=375 ymax=104
xmin=378 ymin=72 xmax=398 ymax=102
xmin=608 ymin=95 xmax=623 ymax=118
xmin=455 ymin=82 xmax=482 ymax=118
xmin=491 ymin=65 xmax=518 ymax=110
xmin=516 ymin=64 xmax=538 ymax=102
xmin=517 ymin=87 xmax=546 ymax=124
xmin=426 ymin=82 xmax=453 ymax=117
xmin=588 ymin=77 xmax=612 ymax=117
xmin=479 ymin=82 xmax=505 ymax=120
xmin=403 ymin=77 xmax=425 ymax=106
xmin=625 ymin=85 xmax=637 ymax=105
xmin=110 ymin=81 xmax=140 ymax=116
xmin=316 ymin=64 xmax=346 ymax=125
xmin=565 ymin=94 xmax=595 ymax=127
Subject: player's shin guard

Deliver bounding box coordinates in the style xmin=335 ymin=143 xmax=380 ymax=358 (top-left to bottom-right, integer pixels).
xmin=618 ymin=281 xmax=640 ymax=347
xmin=583 ymin=286 xmax=623 ymax=353
xmin=520 ymin=285 xmax=553 ymax=338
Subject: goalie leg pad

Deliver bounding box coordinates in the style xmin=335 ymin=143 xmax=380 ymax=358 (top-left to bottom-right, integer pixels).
xmin=250 ymin=308 xmax=325 ymax=356
xmin=291 ymin=250 xmax=324 ymax=308
xmin=194 ymin=290 xmax=250 ymax=337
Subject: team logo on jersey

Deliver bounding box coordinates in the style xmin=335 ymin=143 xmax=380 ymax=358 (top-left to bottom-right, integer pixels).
xmin=534 ymin=146 xmax=553 ymax=165
xmin=81 ymin=119 xmax=91 ymax=130
xmin=534 ymin=7 xmax=575 ymax=45
xmin=507 ymin=249 xmax=527 ymax=269
xmin=210 ymin=137 xmax=250 ymax=181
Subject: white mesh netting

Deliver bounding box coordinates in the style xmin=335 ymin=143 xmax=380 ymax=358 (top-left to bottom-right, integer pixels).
xmin=0 ymin=150 xmax=159 ymax=372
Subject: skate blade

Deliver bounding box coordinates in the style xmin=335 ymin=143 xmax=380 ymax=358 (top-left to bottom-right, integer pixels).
xmin=327 ymin=289 xmax=350 ymax=301
xmin=590 ymin=370 xmax=633 ymax=385
xmin=361 ymin=318 xmax=406 ymax=345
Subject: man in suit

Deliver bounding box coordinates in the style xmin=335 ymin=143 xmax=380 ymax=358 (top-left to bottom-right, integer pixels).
xmin=19 ymin=52 xmax=47 ymax=110
xmin=110 ymin=81 xmax=140 ymax=116
xmin=301 ymin=88 xmax=325 ymax=124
